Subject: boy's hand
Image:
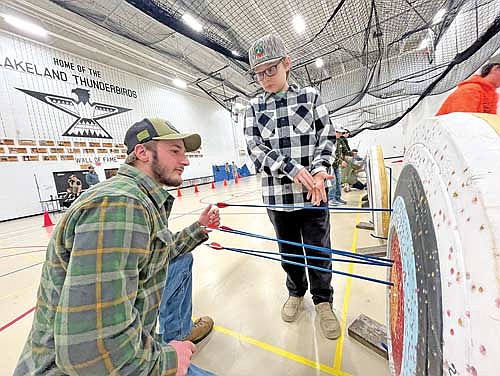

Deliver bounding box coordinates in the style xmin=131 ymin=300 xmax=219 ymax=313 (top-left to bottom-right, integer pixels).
xmin=293 ymin=168 xmax=315 ymax=191
xmin=306 ymin=171 xmax=333 ymax=205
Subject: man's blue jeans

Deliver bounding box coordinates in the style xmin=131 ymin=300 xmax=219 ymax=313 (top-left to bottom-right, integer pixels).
xmin=159 ymin=253 xmax=216 ymax=376
xmin=328 ymin=168 xmax=342 ymax=201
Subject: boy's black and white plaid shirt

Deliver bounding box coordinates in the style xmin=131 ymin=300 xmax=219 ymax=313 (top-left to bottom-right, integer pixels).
xmin=244 ymin=85 xmax=336 ymax=211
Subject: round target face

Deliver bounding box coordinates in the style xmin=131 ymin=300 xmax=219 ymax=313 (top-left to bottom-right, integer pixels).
xmin=387 ymin=113 xmax=500 ymax=376
xmin=388 ymin=164 xmax=441 ymax=376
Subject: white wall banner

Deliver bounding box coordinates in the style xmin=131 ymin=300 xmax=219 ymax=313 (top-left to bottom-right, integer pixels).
xmin=0 ymin=32 xmax=237 ymax=220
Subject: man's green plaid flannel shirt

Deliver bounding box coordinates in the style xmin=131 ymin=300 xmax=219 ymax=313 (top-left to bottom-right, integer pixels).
xmin=14 ymin=164 xmax=208 ymax=375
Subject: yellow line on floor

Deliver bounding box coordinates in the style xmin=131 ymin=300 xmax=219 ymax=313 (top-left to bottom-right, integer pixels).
xmin=213 ymin=324 xmax=352 ymax=376
xmin=333 ymin=198 xmax=363 ymax=371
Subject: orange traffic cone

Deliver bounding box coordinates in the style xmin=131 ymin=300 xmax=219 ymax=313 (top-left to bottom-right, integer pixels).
xmin=234 ymin=176 xmax=239 ymax=184
xmin=42 ymin=211 xmax=53 ymax=227
xmin=194 ymin=185 xmax=199 ymax=193
xmin=223 ymin=179 xmax=227 ymax=186
xmin=237 ymin=172 xmax=241 ymax=179
xmin=211 ymin=181 xmax=215 ymax=189
xmin=177 ymin=187 xmax=182 ymax=197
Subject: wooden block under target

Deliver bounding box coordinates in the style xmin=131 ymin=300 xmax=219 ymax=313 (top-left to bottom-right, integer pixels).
xmin=387 ymin=113 xmax=500 ymax=376
xmin=356 ymin=221 xmax=375 ymax=231
xmin=348 ymin=314 xmax=388 ymax=359
xmin=356 ymin=245 xmax=387 ymax=257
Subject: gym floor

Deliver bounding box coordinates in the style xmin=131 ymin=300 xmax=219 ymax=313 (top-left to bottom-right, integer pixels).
xmin=0 ymin=175 xmax=390 ymax=376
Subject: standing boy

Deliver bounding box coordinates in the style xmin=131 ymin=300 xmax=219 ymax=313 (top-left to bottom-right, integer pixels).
xmin=244 ymin=34 xmax=340 ymax=339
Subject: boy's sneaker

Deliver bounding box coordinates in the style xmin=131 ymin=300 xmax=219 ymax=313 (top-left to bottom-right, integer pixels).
xmin=336 ymin=198 xmax=347 ymax=205
xmin=281 ymin=296 xmax=303 ymax=322
xmin=315 ymin=302 xmax=341 ymax=339
xmin=329 ymin=200 xmax=340 ymax=207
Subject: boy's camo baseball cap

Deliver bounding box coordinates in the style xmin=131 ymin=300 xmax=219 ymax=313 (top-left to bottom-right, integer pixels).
xmin=248 ymin=34 xmax=287 ymax=71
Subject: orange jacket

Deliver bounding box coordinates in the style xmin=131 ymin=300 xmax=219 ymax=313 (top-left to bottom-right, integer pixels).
xmin=436 ymin=75 xmax=498 ymax=115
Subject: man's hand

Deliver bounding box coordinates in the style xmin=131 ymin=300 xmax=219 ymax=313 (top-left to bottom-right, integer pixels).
xmin=341 ymin=160 xmax=347 ymax=168
xmin=293 ymin=168 xmax=315 ymax=191
xmin=198 ymin=204 xmax=220 ymax=232
xmin=169 ymin=340 xmax=196 ymax=376
xmin=306 ymin=171 xmax=334 ymax=205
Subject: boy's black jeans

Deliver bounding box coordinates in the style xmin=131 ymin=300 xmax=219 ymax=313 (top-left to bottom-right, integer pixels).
xmin=267 ymin=206 xmax=333 ymax=305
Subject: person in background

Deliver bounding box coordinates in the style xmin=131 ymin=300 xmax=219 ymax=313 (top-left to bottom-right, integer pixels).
xmin=341 ymin=155 xmax=366 ymax=192
xmin=351 ymin=149 xmax=364 ymax=161
xmin=328 ymin=128 xmax=349 ymax=206
xmin=436 ymin=55 xmax=500 ymax=115
xmin=65 ymin=174 xmax=82 ymax=198
xmin=232 ymin=161 xmax=238 ymax=178
xmin=85 ymin=165 xmax=100 ymax=187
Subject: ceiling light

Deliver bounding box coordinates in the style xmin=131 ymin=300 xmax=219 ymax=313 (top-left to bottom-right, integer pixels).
xmin=292 ymin=15 xmax=306 ymax=34
xmin=172 ymin=78 xmax=188 ymax=89
xmin=315 ymin=58 xmax=324 ymax=68
xmin=182 ymin=14 xmax=203 ymax=32
xmin=231 ymin=50 xmax=240 ymax=57
xmin=3 ymin=15 xmax=48 ymax=37
xmin=432 ymin=9 xmax=447 ymax=25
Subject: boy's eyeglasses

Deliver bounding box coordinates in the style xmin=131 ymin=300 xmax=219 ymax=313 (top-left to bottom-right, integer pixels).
xmin=252 ymin=58 xmax=284 ymax=81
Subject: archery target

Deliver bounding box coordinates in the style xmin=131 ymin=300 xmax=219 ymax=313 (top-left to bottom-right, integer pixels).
xmin=387 ymin=113 xmax=500 ymax=376
xmin=366 ymin=145 xmax=390 ymax=237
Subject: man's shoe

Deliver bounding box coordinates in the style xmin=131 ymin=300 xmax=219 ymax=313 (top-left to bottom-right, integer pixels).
xmin=362 ymin=194 xmax=369 ymax=201
xmin=336 ymin=198 xmax=347 ymax=205
xmin=281 ymin=296 xmax=303 ymax=322
xmin=181 ymin=316 xmax=214 ymax=344
xmin=315 ymin=303 xmax=341 ymax=339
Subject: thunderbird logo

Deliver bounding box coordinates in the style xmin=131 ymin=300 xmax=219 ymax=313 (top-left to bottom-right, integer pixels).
xmin=16 ymin=87 xmax=132 ymax=139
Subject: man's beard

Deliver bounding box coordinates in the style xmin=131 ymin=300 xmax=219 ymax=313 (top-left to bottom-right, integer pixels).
xmin=150 ymin=149 xmax=182 ymax=187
